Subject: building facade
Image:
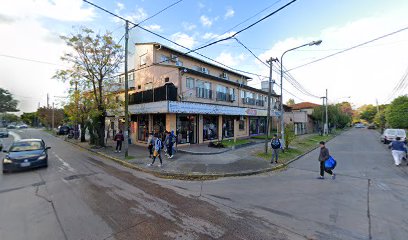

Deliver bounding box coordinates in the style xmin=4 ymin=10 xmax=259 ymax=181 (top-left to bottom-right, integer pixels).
xmin=109 ymin=43 xmax=280 ymax=146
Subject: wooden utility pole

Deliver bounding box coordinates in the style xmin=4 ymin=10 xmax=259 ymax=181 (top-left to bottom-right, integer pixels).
xmin=124 ymin=20 xmax=130 ymax=157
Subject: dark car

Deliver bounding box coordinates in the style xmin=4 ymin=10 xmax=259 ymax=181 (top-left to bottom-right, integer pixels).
xmin=6 ymin=125 xmax=16 ymax=129
xmin=0 ymin=128 xmax=9 ymax=138
xmin=56 ymin=125 xmax=71 ymax=135
xmin=2 ymin=139 xmax=50 ymax=173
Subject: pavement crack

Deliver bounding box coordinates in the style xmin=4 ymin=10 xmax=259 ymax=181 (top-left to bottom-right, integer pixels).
xmin=367 ymin=178 xmax=372 ymax=240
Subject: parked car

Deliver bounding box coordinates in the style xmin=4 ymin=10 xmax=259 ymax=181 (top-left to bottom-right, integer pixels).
xmin=2 ymin=139 xmax=50 ymax=173
xmin=380 ymin=129 xmax=406 ymax=144
xmin=0 ymin=128 xmax=9 ymax=138
xmin=6 ymin=124 xmax=16 ymax=129
xmin=355 ymin=123 xmax=365 ymax=128
xmin=56 ymin=125 xmax=71 ymax=135
xmin=367 ymin=124 xmax=376 ymax=129
xmin=17 ymin=124 xmax=28 ymax=129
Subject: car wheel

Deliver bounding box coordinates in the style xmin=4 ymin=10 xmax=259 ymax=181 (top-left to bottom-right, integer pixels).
xmin=2 ymin=169 xmax=8 ymax=174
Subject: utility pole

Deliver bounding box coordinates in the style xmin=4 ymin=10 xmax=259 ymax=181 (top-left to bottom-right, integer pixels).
xmin=320 ymin=96 xmax=325 ymax=135
xmin=124 ymin=20 xmax=130 ymax=158
xmin=325 ymin=89 xmax=328 ymax=135
xmin=47 ymin=93 xmax=49 ymax=108
xmin=52 ymin=102 xmax=55 ymax=130
xmin=75 ymin=81 xmax=79 ymax=139
xmin=265 ymin=57 xmax=278 ymax=154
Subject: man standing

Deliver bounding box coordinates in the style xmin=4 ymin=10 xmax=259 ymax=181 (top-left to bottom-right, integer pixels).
xmin=148 ymin=134 xmax=163 ymax=167
xmin=270 ymin=134 xmax=281 ymax=164
xmin=167 ymin=130 xmax=176 ymax=159
xmin=389 ymin=137 xmax=407 ymax=166
xmin=114 ymin=130 xmax=124 ymax=153
xmin=318 ymin=141 xmax=335 ymax=179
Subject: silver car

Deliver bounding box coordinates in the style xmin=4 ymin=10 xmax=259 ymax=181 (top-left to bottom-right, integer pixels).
xmin=380 ymin=129 xmax=406 ymax=144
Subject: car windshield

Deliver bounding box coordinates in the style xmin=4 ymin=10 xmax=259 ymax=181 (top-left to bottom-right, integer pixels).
xmin=9 ymin=141 xmax=43 ymax=152
xmin=386 ymin=130 xmax=396 ymax=135
xmin=397 ymin=130 xmax=406 ymax=136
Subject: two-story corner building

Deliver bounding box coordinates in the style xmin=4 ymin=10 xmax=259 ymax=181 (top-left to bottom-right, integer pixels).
xmin=110 ymin=42 xmax=280 ymax=146
xmin=286 ymin=102 xmax=321 ymax=134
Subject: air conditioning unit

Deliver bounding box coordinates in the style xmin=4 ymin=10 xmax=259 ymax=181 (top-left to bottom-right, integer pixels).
xmin=170 ymin=54 xmax=178 ymax=62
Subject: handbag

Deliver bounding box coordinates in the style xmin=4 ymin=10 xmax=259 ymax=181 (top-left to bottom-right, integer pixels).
xmin=153 ymin=150 xmax=159 ymax=157
xmin=324 ymin=156 xmax=337 ymax=170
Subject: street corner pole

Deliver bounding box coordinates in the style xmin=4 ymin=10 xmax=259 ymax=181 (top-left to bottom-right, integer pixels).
xmin=265 ymin=57 xmax=278 ymax=154
xmin=124 ymin=20 xmax=129 ymax=158
xmin=325 ymin=88 xmax=328 ymax=135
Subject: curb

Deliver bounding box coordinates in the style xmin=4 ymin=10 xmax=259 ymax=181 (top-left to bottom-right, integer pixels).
xmin=61 ymin=130 xmax=346 ymax=181
xmin=177 ymin=148 xmax=231 ymax=155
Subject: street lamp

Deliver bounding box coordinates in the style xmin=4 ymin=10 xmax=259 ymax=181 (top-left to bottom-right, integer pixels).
xmin=280 ymin=40 xmax=322 ymax=148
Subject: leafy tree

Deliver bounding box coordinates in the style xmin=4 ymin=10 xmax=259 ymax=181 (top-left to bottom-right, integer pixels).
xmin=385 ymin=95 xmax=408 ymax=128
xmin=286 ymin=98 xmax=295 ymax=106
xmin=358 ymin=104 xmax=377 ymax=123
xmin=55 ymin=28 xmax=123 ymax=146
xmin=1 ymin=113 xmax=19 ymax=123
xmin=20 ymin=112 xmax=38 ymax=126
xmin=311 ymin=104 xmax=351 ymax=129
xmin=37 ymin=107 xmax=64 ymax=129
xmin=0 ymin=88 xmax=19 ymax=113
xmin=284 ymin=123 xmax=296 ymax=149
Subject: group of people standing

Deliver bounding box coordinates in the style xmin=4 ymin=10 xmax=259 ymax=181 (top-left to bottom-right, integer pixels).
xmin=146 ymin=131 xmax=176 ymax=167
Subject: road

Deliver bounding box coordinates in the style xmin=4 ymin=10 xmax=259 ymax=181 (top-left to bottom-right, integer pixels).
xmin=0 ymin=128 xmax=407 ymax=240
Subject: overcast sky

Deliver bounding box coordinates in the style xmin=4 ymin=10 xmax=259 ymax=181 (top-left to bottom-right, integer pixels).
xmin=1 ymin=0 xmax=407 ymax=114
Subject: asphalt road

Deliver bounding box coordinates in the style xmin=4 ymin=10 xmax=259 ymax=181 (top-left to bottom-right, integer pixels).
xmin=0 ymin=128 xmax=407 ymax=240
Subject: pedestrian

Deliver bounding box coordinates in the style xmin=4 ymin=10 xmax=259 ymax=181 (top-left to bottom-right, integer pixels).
xmin=147 ymin=134 xmax=163 ymax=167
xmin=389 ymin=137 xmax=407 ymax=166
xmin=163 ymin=131 xmax=170 ymax=157
xmin=147 ymin=132 xmax=154 ymax=158
xmin=114 ymin=130 xmax=124 ymax=153
xmin=167 ymin=130 xmax=176 ymax=159
xmin=318 ymin=141 xmax=335 ymax=179
xmin=270 ymin=134 xmax=281 ymax=164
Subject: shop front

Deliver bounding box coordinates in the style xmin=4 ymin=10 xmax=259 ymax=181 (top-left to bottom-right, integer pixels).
xmin=222 ymin=116 xmax=235 ymax=138
xmin=249 ymin=117 xmax=267 ymax=135
xmin=176 ymin=114 xmax=197 ymax=144
xmin=203 ymin=115 xmax=218 ymax=141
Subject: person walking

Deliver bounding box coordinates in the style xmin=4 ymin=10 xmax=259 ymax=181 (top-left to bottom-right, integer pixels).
xmin=318 ymin=141 xmax=335 ymax=179
xmin=270 ymin=134 xmax=281 ymax=164
xmin=148 ymin=134 xmax=163 ymax=167
xmin=114 ymin=130 xmax=124 ymax=153
xmin=147 ymin=132 xmax=154 ymax=158
xmin=389 ymin=137 xmax=407 ymax=166
xmin=167 ymin=130 xmax=176 ymax=159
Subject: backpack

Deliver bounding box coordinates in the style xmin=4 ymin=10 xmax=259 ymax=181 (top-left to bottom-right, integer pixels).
xmin=271 ymin=139 xmax=281 ymax=149
xmin=155 ymin=138 xmax=162 ymax=150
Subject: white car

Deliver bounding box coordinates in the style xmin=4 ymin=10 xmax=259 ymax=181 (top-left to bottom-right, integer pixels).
xmin=380 ymin=129 xmax=406 ymax=144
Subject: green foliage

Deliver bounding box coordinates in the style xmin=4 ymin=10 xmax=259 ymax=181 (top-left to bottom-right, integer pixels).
xmin=37 ymin=107 xmax=64 ymax=129
xmin=358 ymin=104 xmax=377 ymax=123
xmin=0 ymin=88 xmax=19 ymax=113
xmin=20 ymin=112 xmax=38 ymax=126
xmin=311 ymin=104 xmax=352 ymax=129
xmin=286 ymin=98 xmax=295 ymax=106
xmin=385 ymin=95 xmax=408 ymax=128
xmin=55 ymin=28 xmax=123 ymax=146
xmin=1 ymin=113 xmax=19 ymax=123
xmin=284 ymin=123 xmax=296 ymax=149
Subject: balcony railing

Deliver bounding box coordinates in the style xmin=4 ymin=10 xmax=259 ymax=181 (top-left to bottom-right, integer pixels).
xmin=242 ymin=98 xmax=256 ymax=105
xmin=255 ymin=100 xmax=265 ymax=107
xmin=196 ymin=87 xmax=212 ymax=99
xmin=129 ymin=83 xmax=177 ymax=104
xmin=216 ymin=92 xmax=234 ymax=102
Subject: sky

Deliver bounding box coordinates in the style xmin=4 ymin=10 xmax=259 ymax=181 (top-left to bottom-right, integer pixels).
xmin=0 ymin=0 xmax=407 ymax=114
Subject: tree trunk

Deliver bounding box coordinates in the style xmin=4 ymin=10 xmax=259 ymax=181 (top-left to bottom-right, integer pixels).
xmin=95 ymin=112 xmax=105 ymax=147
xmin=80 ymin=120 xmax=87 ymax=142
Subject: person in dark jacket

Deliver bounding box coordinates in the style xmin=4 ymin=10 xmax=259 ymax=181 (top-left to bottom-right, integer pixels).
xmin=270 ymin=134 xmax=281 ymax=164
xmin=389 ymin=137 xmax=407 ymax=166
xmin=148 ymin=134 xmax=163 ymax=167
xmin=114 ymin=130 xmax=125 ymax=153
xmin=318 ymin=141 xmax=335 ymax=179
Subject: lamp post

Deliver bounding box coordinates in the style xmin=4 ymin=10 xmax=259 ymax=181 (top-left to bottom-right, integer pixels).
xmin=280 ymin=40 xmax=322 ymax=148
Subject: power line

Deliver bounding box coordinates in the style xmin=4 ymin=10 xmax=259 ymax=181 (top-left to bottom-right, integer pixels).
xmin=129 ymin=0 xmax=184 ymax=30
xmin=288 ymin=25 xmax=408 ymax=72
xmin=187 ymin=0 xmax=297 ymax=54
xmin=0 ymin=54 xmax=64 ymax=67
xmin=234 ymin=37 xmax=269 ymax=68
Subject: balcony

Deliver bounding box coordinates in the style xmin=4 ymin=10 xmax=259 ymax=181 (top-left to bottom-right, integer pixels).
xmin=255 ymin=100 xmax=265 ymax=107
xmin=216 ymin=92 xmax=234 ymax=102
xmin=129 ymin=83 xmax=177 ymax=104
xmin=196 ymin=87 xmax=212 ymax=99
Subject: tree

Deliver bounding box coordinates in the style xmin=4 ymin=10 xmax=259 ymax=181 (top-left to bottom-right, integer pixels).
xmin=20 ymin=112 xmax=38 ymax=126
xmin=284 ymin=123 xmax=296 ymax=149
xmin=64 ymin=90 xmax=93 ymax=142
xmin=385 ymin=95 xmax=408 ymax=129
xmin=286 ymin=98 xmax=295 ymax=106
xmin=37 ymin=107 xmax=65 ymax=129
xmin=1 ymin=113 xmax=19 ymax=123
xmin=311 ymin=104 xmax=352 ymax=129
xmin=55 ymin=28 xmax=123 ymax=147
xmin=358 ymin=104 xmax=377 ymax=123
xmin=0 ymin=88 xmax=19 ymax=113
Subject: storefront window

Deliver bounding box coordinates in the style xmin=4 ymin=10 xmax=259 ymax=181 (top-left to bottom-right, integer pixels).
xmin=153 ymin=114 xmax=166 ymax=139
xmin=203 ymin=116 xmax=218 ymax=141
xmin=222 ymin=116 xmax=234 ymax=138
xmin=259 ymin=117 xmax=266 ymax=134
xmin=249 ymin=117 xmax=258 ymax=135
xmin=138 ymin=115 xmax=149 ymax=141
xmin=239 ymin=117 xmax=245 ymax=130
xmin=176 ymin=115 xmax=197 ymax=144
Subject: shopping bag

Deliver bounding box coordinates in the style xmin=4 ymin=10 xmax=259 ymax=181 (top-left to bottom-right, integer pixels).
xmin=324 ymin=156 xmax=337 ymax=170
xmin=153 ymin=150 xmax=159 ymax=157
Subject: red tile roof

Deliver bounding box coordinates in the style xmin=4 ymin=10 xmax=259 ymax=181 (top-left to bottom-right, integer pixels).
xmin=290 ymin=102 xmax=320 ymax=110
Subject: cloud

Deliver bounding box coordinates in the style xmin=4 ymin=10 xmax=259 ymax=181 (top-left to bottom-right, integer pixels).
xmin=0 ymin=0 xmax=95 ymax=22
xmin=170 ymin=32 xmax=196 ymax=49
xmin=255 ymin=11 xmax=408 ymax=105
xmin=116 ymin=2 xmax=125 ymax=11
xmin=200 ymin=15 xmax=213 ymax=27
xmin=224 ymin=8 xmax=235 ymax=19
xmin=113 ymin=3 xmax=148 ymax=23
xmin=198 ymin=2 xmax=205 ymax=9
xmin=182 ymin=22 xmax=196 ymax=31
xmin=215 ymin=52 xmax=246 ymax=67
xmin=143 ymin=24 xmax=162 ymax=32
xmin=202 ymin=31 xmax=236 ymax=40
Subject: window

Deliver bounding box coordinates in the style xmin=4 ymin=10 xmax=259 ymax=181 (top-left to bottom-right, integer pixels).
xmin=196 ymin=80 xmax=212 ymax=99
xmin=137 ymin=85 xmax=141 ymax=90
xmin=203 ymin=116 xmax=218 ymax=141
xmin=128 ymin=73 xmax=134 ymax=81
xmin=164 ymin=77 xmax=170 ymax=82
xmin=239 ymin=119 xmax=245 ymax=130
xmin=176 ymin=115 xmax=197 ymax=144
xmin=160 ymin=55 xmax=169 ymax=63
xmin=222 ymin=116 xmax=234 ymax=138
xmin=119 ymin=76 xmax=124 ymax=84
xmin=186 ymin=77 xmax=195 ymax=89
xmin=145 ymin=83 xmax=153 ymax=90
xmin=176 ymin=60 xmax=183 ymax=66
xmin=140 ymin=54 xmax=147 ymax=66
xmin=216 ymin=85 xmax=228 ymax=101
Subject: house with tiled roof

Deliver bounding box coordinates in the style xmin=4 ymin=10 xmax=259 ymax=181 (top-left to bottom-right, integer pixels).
xmin=285 ymin=102 xmax=321 ymax=135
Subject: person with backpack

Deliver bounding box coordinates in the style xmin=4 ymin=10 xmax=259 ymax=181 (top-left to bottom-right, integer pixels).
xmin=114 ymin=130 xmax=125 ymax=153
xmin=167 ymin=130 xmax=176 ymax=159
xmin=389 ymin=137 xmax=407 ymax=166
xmin=148 ymin=133 xmax=163 ymax=167
xmin=270 ymin=134 xmax=281 ymax=164
xmin=318 ymin=141 xmax=335 ymax=179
